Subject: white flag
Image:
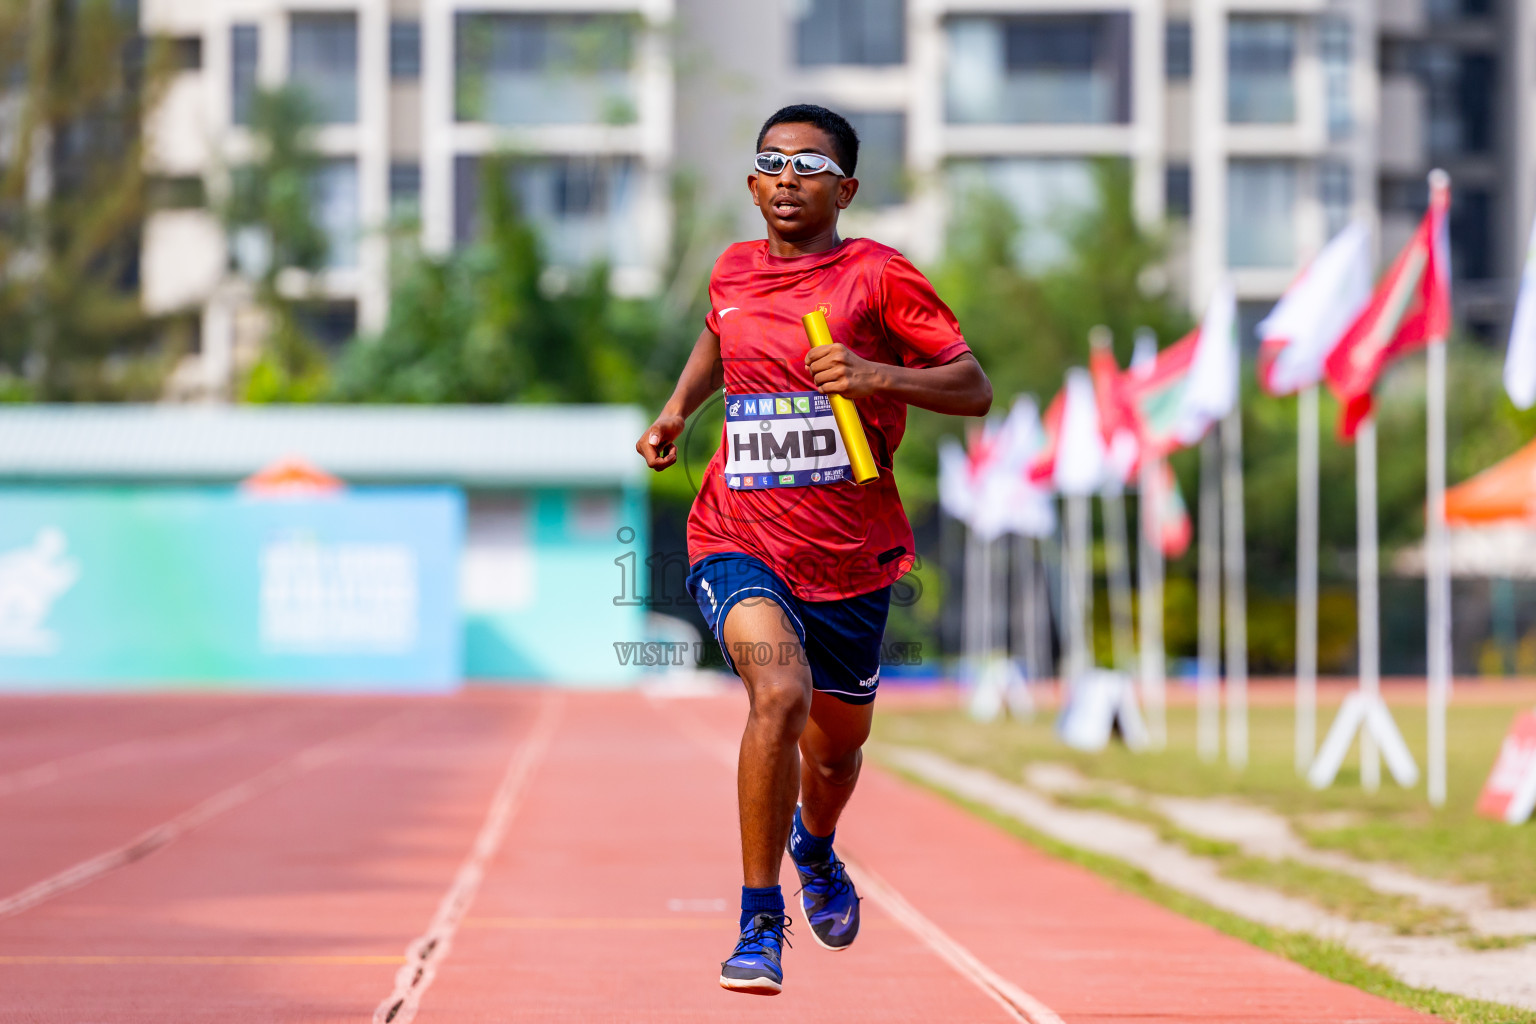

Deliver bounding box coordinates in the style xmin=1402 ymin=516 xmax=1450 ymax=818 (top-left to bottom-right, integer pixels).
xmin=1505 ymin=214 xmax=1536 ymax=410
xmin=938 ymin=438 xmax=975 ymax=524
xmin=1175 ymin=277 xmax=1238 ymax=445
xmin=1257 ymin=220 xmax=1374 ymax=396
xmin=971 ymin=398 xmax=1056 ymax=540
xmin=1056 ymin=368 xmax=1107 ymax=497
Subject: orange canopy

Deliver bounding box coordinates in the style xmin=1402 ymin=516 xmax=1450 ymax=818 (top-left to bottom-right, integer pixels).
xmin=1445 ymin=438 xmax=1536 ymax=525
xmin=241 ymin=457 xmax=344 ymax=496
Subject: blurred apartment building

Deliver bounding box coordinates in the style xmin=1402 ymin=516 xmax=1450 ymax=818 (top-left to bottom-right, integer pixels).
xmin=134 ymin=0 xmax=1533 ymax=395
xmin=680 ymin=0 xmax=1534 ymax=338
xmin=139 ymin=0 xmax=675 ymax=397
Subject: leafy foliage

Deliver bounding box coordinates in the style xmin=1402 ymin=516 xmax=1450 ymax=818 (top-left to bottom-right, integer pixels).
xmin=0 ymin=0 xmax=184 ymax=400
xmin=222 ymin=86 xmax=332 ymax=403
xmin=328 ymin=154 xmax=659 ymax=405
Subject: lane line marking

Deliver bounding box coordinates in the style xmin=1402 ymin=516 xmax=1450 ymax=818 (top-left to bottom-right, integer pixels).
xmin=373 ymin=691 xmax=563 ymax=1024
xmin=655 ymin=697 xmax=1064 ymax=1024
xmin=0 ymin=705 xmax=312 ymax=799
xmin=843 ymin=857 xmax=1064 ymax=1024
xmin=0 ymin=954 xmax=402 ymax=966
xmin=0 ymin=710 xmax=416 ymax=921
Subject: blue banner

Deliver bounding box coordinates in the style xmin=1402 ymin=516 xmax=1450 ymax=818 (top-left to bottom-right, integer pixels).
xmin=0 ymin=488 xmax=463 ymax=691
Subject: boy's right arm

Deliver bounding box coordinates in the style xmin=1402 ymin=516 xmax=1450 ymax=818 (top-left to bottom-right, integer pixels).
xmin=636 ymin=327 xmax=723 ymax=471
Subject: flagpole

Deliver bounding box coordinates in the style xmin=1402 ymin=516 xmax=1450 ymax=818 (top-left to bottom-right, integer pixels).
xmin=1103 ymin=482 xmax=1137 ymax=675
xmin=1427 ymin=336 xmax=1449 ymax=806
xmin=1198 ymin=432 xmax=1222 ymax=761
xmin=1067 ymin=493 xmax=1093 ymax=682
xmin=1139 ymin=457 xmax=1167 ymax=747
xmin=965 ymin=524 xmax=982 ymax=683
xmin=1296 ymin=384 xmax=1320 ymax=774
xmin=1018 ymin=535 xmax=1043 ymax=683
xmin=1427 ymin=169 xmax=1452 ymax=807
xmin=981 ymin=535 xmax=994 ymax=669
xmin=1223 ymin=406 xmax=1249 ymax=769
xmin=1357 ymin=414 xmax=1381 ymax=792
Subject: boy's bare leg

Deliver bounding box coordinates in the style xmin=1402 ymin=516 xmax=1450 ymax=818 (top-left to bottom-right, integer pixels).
xmin=721 ymin=598 xmax=812 ymax=887
xmin=798 ymin=690 xmax=873 ymax=839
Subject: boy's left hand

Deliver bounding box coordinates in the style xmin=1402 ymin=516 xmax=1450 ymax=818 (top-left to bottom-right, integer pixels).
xmin=806 ymin=343 xmax=883 ymax=400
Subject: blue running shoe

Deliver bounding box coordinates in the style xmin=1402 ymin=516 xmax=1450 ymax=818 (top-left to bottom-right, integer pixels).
xmin=792 ymin=851 xmax=861 ymax=951
xmin=718 ymin=911 xmax=791 ymax=995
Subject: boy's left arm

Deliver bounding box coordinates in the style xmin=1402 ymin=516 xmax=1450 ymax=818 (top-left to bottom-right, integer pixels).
xmin=805 ymin=345 xmax=992 ymax=418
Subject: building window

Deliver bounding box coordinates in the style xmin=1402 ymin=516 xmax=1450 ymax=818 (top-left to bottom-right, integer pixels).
xmin=1428 ymin=0 xmax=1492 ymax=21
xmin=1457 ymin=52 xmax=1495 ymax=154
xmin=1424 ymin=47 xmax=1495 ymax=156
xmin=1320 ymin=16 xmax=1352 ymax=141
xmin=946 ymin=14 xmax=1131 ymax=125
xmin=312 ymin=159 xmax=360 ymax=268
xmin=390 ymin=19 xmax=421 ymax=80
xmin=455 ymin=14 xmax=637 ymax=126
xmin=1227 ymin=17 xmax=1294 ymax=124
xmin=171 ymin=36 xmax=202 ymax=71
xmin=1452 ymin=186 xmax=1491 ymax=280
xmin=1165 ymin=162 xmax=1191 ymax=219
xmin=1165 ymin=20 xmax=1191 ymax=80
xmin=231 ymin=24 xmax=259 ymax=126
xmin=1380 ymin=176 xmax=1427 ymax=218
xmin=842 ymin=111 xmax=905 ymax=207
xmin=295 ymin=301 xmax=358 ymax=351
xmin=1318 ymin=160 xmax=1351 ymax=239
xmin=454 ymin=156 xmax=641 ymax=270
xmin=1378 ymin=38 xmax=1420 ymax=76
xmin=1227 ymin=159 xmax=1296 ymax=268
xmin=148 ymin=175 xmax=208 ymax=210
xmin=390 ymin=162 xmax=421 ymax=218
xmin=291 ymin=13 xmax=358 ymax=124
xmin=947 ymin=157 xmax=1105 ymax=270
xmin=795 ymin=0 xmax=904 ymax=66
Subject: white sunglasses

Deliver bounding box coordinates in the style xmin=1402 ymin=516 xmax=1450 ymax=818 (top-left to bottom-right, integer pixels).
xmin=753 ymin=151 xmax=846 ymax=177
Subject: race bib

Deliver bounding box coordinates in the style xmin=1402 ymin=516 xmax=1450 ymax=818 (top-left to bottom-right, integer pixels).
xmin=722 ymin=391 xmax=852 ymax=489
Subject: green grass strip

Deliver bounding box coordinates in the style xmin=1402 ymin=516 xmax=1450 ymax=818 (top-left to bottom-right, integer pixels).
xmin=882 ymin=760 xmax=1535 ymax=1024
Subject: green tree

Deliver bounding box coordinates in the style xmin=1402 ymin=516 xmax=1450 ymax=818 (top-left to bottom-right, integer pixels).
xmin=885 ymin=160 xmax=1193 ymax=657
xmin=329 ymin=154 xmax=659 ymax=405
xmin=222 ymin=86 xmax=331 ymax=402
xmin=901 ymin=159 xmax=1193 ymax=508
xmin=0 ymin=0 xmax=183 ymax=400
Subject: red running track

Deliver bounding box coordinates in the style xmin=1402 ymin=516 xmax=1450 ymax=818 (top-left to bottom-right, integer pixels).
xmin=0 ymin=689 xmax=1436 ymax=1023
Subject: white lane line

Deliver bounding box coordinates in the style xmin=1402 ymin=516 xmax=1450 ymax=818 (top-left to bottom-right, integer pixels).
xmin=0 ymin=705 xmax=307 ymax=799
xmin=654 ymin=698 xmax=1064 ymax=1024
xmin=0 ymin=710 xmax=415 ymax=920
xmin=373 ymin=691 xmax=563 ymax=1024
xmin=844 ymin=856 xmax=1064 ymax=1024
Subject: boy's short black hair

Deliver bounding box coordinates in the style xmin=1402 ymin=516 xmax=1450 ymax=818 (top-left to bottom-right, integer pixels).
xmin=756 ymin=104 xmax=859 ymax=177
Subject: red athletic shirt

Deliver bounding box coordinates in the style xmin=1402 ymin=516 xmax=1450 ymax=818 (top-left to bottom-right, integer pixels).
xmin=686 ymin=237 xmax=971 ymax=601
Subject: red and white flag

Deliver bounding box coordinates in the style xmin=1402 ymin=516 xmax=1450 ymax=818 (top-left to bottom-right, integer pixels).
xmin=1257 ymin=220 xmax=1374 ymax=396
xmin=1089 ymin=336 xmax=1141 ymax=486
xmin=1147 ymin=459 xmax=1192 ymax=558
xmin=1173 ymin=278 xmax=1239 ymax=446
xmin=1030 ymin=369 xmax=1106 ymax=497
xmin=1120 ymin=328 xmax=1200 ymax=460
xmin=969 ymin=398 xmax=1055 ymax=540
xmin=1323 ymin=181 xmax=1452 ymax=438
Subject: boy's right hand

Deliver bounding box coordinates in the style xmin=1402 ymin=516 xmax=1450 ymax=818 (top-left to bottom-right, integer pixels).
xmin=637 ymin=413 xmax=685 ymax=471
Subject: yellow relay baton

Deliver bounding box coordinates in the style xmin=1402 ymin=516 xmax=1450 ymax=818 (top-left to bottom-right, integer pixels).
xmin=801 ymin=309 xmax=880 ymax=485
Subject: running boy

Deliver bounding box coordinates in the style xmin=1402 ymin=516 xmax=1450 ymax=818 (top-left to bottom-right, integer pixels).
xmin=635 ymin=104 xmax=992 ymax=995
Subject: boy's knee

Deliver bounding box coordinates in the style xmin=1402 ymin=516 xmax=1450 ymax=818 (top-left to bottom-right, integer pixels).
xmin=747 ymin=673 xmax=810 ymax=736
xmin=806 ymin=745 xmax=861 ymax=787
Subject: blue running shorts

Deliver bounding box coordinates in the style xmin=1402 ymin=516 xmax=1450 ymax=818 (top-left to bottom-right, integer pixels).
xmin=686 ymin=552 xmax=891 ymax=705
